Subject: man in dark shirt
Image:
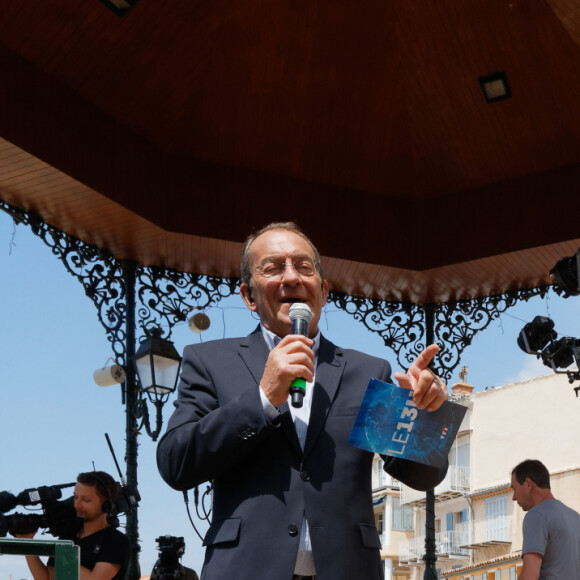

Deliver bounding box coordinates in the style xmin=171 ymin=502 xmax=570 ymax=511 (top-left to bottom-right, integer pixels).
xmin=15 ymin=471 xmax=129 ymax=580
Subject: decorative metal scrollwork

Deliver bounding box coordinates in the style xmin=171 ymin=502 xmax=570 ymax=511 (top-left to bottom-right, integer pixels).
xmin=328 ymin=291 xmax=422 ymax=366
xmin=433 ymin=288 xmax=550 ymax=380
xmin=2 ymin=201 xmax=128 ymax=361
xmin=0 ymin=201 xmax=239 ymax=366
xmin=1 ymin=199 xmax=552 ymax=384
xmin=329 ymin=286 xmax=550 ymax=381
xmin=136 ymin=267 xmax=239 ymax=339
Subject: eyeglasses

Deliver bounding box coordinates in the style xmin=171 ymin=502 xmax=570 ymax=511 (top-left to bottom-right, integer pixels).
xmin=254 ymin=259 xmax=317 ymax=279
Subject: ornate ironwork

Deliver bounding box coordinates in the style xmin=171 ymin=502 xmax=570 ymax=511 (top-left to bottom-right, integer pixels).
xmin=0 ymin=201 xmax=239 ymax=366
xmin=2 ymin=198 xmax=554 ymax=382
xmin=136 ymin=267 xmax=239 ymax=340
xmin=2 ymin=199 xmax=553 ymax=383
xmin=3 ymin=202 xmax=128 ymax=360
xmin=433 ymin=288 xmax=550 ymax=381
xmin=328 ymin=286 xmax=550 ymax=382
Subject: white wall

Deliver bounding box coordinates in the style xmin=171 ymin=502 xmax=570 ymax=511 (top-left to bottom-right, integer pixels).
xmin=469 ymin=373 xmax=580 ymax=491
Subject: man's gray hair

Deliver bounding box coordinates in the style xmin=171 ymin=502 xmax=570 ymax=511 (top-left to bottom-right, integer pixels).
xmin=240 ymin=222 xmax=323 ymax=289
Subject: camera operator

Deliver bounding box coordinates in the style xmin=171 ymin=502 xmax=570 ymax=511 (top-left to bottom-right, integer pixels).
xmin=150 ymin=536 xmax=199 ymax=580
xmin=14 ymin=471 xmax=129 ymax=580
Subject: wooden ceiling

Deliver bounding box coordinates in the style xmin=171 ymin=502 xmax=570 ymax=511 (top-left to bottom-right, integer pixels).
xmin=0 ymin=0 xmax=579 ymax=304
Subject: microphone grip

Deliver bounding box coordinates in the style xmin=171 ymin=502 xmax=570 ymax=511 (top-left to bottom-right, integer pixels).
xmin=290 ymin=378 xmax=306 ymax=408
xmin=290 ymin=316 xmax=310 ymax=408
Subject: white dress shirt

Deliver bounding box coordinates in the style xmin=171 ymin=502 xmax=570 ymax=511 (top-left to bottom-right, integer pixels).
xmin=259 ymin=325 xmax=319 ymax=576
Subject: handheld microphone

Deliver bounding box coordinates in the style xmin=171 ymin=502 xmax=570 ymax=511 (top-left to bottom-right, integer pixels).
xmin=288 ymin=303 xmax=313 ymax=408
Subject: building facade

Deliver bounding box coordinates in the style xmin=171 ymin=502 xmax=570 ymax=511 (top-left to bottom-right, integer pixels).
xmin=372 ymin=372 xmax=580 ymax=579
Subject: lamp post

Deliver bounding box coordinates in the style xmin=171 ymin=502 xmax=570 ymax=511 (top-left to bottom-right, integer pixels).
xmin=122 ymin=262 xmax=183 ymax=580
xmin=423 ymin=304 xmax=438 ymax=580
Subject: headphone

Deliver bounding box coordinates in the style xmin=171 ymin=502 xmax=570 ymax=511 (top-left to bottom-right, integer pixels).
xmin=88 ymin=471 xmax=115 ymax=515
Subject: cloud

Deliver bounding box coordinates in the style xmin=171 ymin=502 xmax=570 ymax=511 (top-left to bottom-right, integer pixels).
xmin=507 ymin=356 xmax=550 ymax=385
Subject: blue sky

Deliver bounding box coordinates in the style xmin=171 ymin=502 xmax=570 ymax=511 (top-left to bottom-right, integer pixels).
xmin=1 ymin=209 xmax=578 ymax=579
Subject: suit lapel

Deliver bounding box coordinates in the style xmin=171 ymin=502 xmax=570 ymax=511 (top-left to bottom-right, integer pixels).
xmin=238 ymin=327 xmax=270 ymax=385
xmin=304 ymin=336 xmax=345 ymax=458
xmin=238 ymin=327 xmax=302 ymax=455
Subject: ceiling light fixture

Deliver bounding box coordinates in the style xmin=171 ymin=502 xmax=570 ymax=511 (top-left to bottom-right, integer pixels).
xmin=98 ymin=0 xmax=138 ymax=17
xmin=478 ymin=71 xmax=512 ymax=103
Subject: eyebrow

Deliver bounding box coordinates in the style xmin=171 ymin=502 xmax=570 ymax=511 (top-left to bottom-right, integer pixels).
xmin=257 ymin=253 xmax=314 ymax=266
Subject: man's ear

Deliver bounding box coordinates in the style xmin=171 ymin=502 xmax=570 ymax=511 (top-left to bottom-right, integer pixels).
xmin=322 ymin=280 xmax=329 ymax=303
xmin=240 ymin=282 xmax=258 ymax=311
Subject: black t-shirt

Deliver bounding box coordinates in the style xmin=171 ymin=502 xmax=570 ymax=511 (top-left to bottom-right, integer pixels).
xmin=48 ymin=526 xmax=129 ymax=579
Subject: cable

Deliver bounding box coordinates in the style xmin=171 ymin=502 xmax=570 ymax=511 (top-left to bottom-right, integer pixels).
xmin=182 ymin=490 xmax=205 ymax=542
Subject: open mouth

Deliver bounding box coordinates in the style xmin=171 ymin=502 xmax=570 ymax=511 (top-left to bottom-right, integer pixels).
xmin=281 ymin=298 xmax=306 ymax=304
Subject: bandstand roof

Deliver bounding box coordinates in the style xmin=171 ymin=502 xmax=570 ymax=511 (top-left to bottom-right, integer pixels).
xmin=0 ymin=0 xmax=579 ymax=304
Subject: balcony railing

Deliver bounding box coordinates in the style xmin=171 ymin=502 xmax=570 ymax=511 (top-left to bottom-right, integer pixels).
xmin=399 ymin=529 xmax=470 ymax=565
xmin=373 ymin=468 xmax=401 ymax=491
xmin=398 ymin=515 xmax=511 ymax=566
xmin=400 ymin=465 xmax=470 ymax=505
xmin=456 ymin=516 xmax=511 ymax=548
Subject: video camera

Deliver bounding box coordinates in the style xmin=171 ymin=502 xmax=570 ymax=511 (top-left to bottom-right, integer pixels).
xmin=151 ymin=535 xmax=198 ymax=580
xmin=0 ymin=483 xmax=78 ymax=539
xmin=0 ymin=481 xmax=140 ymax=540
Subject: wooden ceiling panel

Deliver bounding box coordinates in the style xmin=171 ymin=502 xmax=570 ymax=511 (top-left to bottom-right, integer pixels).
xmin=0 ymin=0 xmax=578 ymax=304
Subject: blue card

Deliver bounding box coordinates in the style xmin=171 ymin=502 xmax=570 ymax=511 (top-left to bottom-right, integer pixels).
xmin=348 ymin=378 xmax=467 ymax=468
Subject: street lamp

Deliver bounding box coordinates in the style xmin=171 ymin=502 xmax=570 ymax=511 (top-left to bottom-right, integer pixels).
xmin=133 ymin=327 xmax=182 ymax=398
xmin=132 ymin=328 xmax=182 ymax=441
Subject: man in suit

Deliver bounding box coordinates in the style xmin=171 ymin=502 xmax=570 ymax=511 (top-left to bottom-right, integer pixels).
xmin=157 ymin=222 xmax=448 ymax=580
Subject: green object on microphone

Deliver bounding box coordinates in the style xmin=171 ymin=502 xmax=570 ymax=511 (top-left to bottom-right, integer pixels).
xmin=290 ymin=378 xmax=306 ymax=407
xmin=288 ymin=303 xmax=312 ymax=408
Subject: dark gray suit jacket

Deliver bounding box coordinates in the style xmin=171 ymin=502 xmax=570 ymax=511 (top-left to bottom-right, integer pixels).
xmin=157 ymin=328 xmax=447 ymax=580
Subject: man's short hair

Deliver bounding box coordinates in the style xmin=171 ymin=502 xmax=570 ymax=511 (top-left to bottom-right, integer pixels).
xmin=77 ymin=471 xmax=118 ymax=502
xmin=240 ymin=221 xmax=324 ymax=289
xmin=512 ymin=459 xmax=551 ymax=489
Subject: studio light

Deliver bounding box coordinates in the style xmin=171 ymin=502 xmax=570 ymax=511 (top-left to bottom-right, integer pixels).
xmin=517 ymin=316 xmax=556 ymax=354
xmin=550 ymin=248 xmax=580 ymax=297
xmin=517 ymin=318 xmax=580 ymax=386
xmin=541 ymin=337 xmax=580 ymax=370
